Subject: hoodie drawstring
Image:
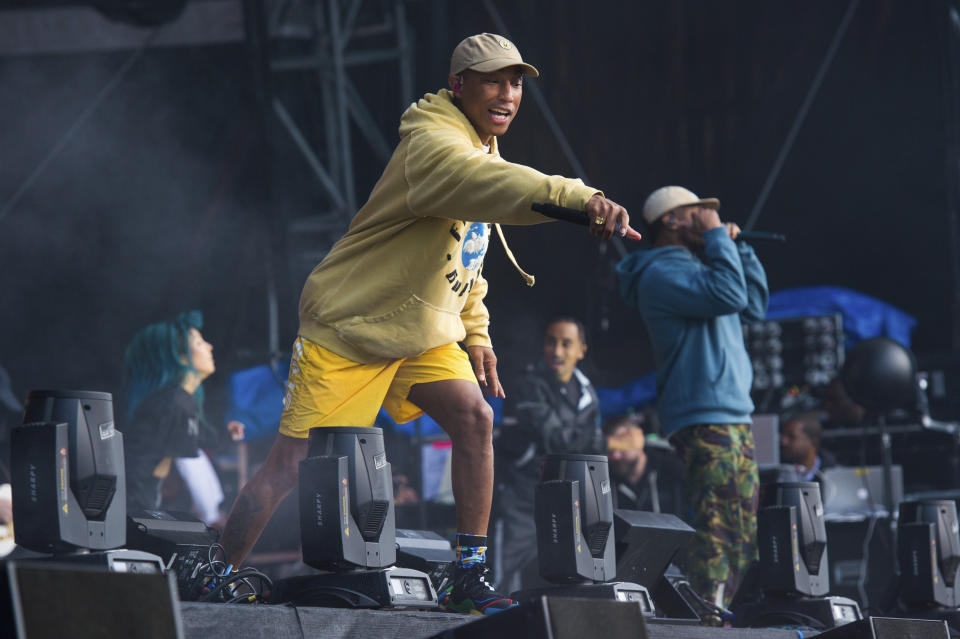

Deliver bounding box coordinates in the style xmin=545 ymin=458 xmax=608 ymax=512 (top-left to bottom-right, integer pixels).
xmin=494 ymin=223 xmax=535 ymax=287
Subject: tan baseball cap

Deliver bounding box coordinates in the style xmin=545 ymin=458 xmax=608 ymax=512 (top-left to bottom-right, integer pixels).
xmin=642 ymin=186 xmax=720 ymax=225
xmin=450 ymin=33 xmax=540 ymax=78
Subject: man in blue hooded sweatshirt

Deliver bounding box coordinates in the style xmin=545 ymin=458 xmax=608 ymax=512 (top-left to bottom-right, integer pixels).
xmin=616 ymin=186 xmax=768 ymax=609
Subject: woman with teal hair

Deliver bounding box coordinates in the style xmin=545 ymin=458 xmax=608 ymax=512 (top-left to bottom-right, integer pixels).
xmin=122 ymin=311 xmax=242 ymax=521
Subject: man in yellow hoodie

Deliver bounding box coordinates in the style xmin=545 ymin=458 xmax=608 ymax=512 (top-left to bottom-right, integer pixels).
xmin=220 ymin=32 xmax=634 ymax=614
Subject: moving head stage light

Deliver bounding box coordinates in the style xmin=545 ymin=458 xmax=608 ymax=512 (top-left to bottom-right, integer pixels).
xmin=273 ymin=426 xmax=437 ymax=609
xmin=10 ymin=389 xmax=163 ymax=573
xmin=519 ymin=453 xmax=652 ymax=609
xmin=733 ymin=481 xmax=861 ymax=630
xmin=897 ymin=499 xmax=960 ymax=630
xmin=12 ymin=390 xmax=125 ymax=553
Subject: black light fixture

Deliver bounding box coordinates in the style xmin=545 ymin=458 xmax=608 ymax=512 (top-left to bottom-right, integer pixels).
xmin=896 ymin=499 xmax=960 ymax=631
xmin=11 ymin=389 xmax=163 ymax=573
xmin=272 ymin=426 xmax=437 ymax=609
xmin=732 ymin=481 xmax=861 ymax=630
xmin=514 ymin=453 xmax=653 ymax=610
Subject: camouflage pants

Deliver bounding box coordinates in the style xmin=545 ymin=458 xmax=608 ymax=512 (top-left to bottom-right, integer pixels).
xmin=672 ymin=423 xmax=759 ymax=608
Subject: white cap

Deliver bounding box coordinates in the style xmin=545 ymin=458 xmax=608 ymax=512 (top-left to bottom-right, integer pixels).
xmin=642 ymin=186 xmax=720 ymax=225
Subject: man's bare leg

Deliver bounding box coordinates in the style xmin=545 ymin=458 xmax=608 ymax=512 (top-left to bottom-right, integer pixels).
xmin=219 ymin=433 xmax=309 ymax=566
xmin=407 ymin=379 xmax=494 ymax=535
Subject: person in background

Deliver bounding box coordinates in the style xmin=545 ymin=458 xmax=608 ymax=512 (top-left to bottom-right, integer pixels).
xmin=122 ymin=310 xmax=243 ymax=525
xmin=616 ymin=185 xmax=769 ymax=608
xmin=779 ymin=410 xmax=837 ymax=482
xmin=493 ymin=317 xmax=603 ymax=591
xmin=604 ymin=413 xmax=689 ymax=519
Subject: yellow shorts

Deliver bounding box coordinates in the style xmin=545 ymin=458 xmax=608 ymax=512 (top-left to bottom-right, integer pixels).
xmin=278 ymin=337 xmax=478 ymax=438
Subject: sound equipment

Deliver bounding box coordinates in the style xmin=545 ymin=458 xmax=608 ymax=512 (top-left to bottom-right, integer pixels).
xmin=12 ymin=390 xmax=126 ymax=554
xmin=395 ymin=528 xmax=455 ymax=590
xmin=612 ymin=509 xmax=698 ymax=620
xmin=125 ymin=509 xmax=221 ymax=599
xmin=826 ymin=517 xmax=898 ymax=612
xmin=429 ymin=595 xmax=649 ymax=639
xmin=126 ymin=509 xmax=219 ymax=559
xmin=1 ymin=560 xmax=183 ymax=639
xmin=815 ymin=617 xmax=949 ymax=638
xmin=613 ymin=509 xmax=693 ymax=590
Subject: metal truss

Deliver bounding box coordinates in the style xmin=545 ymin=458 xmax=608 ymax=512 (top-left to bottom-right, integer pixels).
xmin=264 ymin=0 xmax=414 ymax=275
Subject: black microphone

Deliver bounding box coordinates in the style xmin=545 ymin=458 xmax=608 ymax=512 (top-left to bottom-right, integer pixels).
xmin=736 ymin=230 xmax=786 ymax=243
xmin=531 ymin=202 xmax=641 ymax=241
xmin=531 ymin=202 xmax=591 ymax=225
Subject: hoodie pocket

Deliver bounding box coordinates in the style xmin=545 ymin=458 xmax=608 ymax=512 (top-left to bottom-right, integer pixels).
xmin=332 ymin=294 xmax=464 ymax=359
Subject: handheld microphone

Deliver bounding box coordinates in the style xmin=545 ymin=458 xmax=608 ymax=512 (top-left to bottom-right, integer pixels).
xmin=736 ymin=230 xmax=786 ymax=243
xmin=531 ymin=203 xmax=642 ymax=241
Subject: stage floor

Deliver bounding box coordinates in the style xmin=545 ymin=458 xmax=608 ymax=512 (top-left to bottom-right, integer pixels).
xmin=179 ymin=602 xmax=809 ymax=639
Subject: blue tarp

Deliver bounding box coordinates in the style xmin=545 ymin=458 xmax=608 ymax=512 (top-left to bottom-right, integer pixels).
xmin=225 ymin=361 xmax=288 ymax=442
xmin=766 ymin=286 xmax=916 ymax=348
xmin=596 ymin=372 xmax=658 ymax=418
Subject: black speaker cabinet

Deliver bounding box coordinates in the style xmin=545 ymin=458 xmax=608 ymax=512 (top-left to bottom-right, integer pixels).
xmin=613 ymin=509 xmax=694 ymax=590
xmin=826 ymin=517 xmax=898 ymax=612
xmin=430 ymin=595 xmax=649 ymax=639
xmin=0 ymin=560 xmax=183 ymax=639
xmin=815 ymin=617 xmax=949 ymax=639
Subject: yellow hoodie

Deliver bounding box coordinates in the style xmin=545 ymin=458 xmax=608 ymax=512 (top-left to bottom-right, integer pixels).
xmin=298 ymin=89 xmax=600 ymax=363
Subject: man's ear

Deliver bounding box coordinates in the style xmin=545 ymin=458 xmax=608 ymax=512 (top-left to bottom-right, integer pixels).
xmin=448 ymin=74 xmax=462 ymax=95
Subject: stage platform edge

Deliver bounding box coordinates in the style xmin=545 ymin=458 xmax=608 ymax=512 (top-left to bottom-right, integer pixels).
xmin=180 ymin=602 xmax=807 ymax=639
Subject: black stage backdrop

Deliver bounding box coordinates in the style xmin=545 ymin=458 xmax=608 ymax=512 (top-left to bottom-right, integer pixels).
xmin=0 ymin=0 xmax=955 ymax=416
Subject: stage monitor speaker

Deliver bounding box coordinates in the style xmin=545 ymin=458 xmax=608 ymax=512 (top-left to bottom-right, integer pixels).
xmin=814 ymin=617 xmax=949 ymax=639
xmin=299 ymin=426 xmax=396 ymax=570
xmin=0 ymin=560 xmax=183 ymax=639
xmin=826 ymin=517 xmax=898 ymax=612
xmin=613 ymin=509 xmax=694 ymax=590
xmin=429 ymin=595 xmax=649 ymax=639
xmin=395 ymin=528 xmax=454 ymax=589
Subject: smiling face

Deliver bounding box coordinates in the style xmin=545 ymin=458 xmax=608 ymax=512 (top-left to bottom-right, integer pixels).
xmin=449 ymin=66 xmax=524 ymax=145
xmin=542 ymin=320 xmax=586 ymax=383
